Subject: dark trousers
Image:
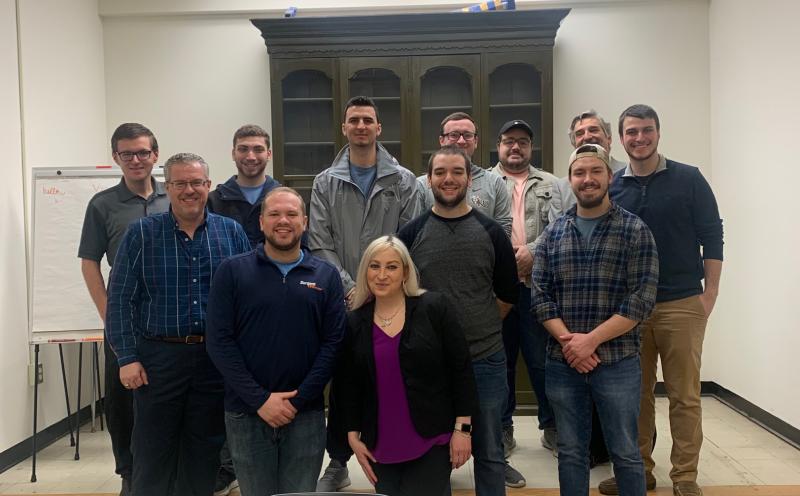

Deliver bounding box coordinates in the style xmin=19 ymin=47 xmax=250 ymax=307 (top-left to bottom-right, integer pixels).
xmin=131 ymin=339 xmax=225 ymax=496
xmin=103 ymin=338 xmax=134 ymax=479
xmin=373 ymin=444 xmax=451 ymax=496
xmin=325 ymin=378 xmax=353 ymax=463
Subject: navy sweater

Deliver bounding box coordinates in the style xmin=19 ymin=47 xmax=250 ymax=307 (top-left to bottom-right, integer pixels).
xmin=610 ymin=159 xmax=723 ymax=302
xmin=206 ymin=246 xmax=346 ymax=413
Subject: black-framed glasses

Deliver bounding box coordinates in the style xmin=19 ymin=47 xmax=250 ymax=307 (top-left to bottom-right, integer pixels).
xmin=499 ymin=137 xmax=532 ymax=147
xmin=167 ymin=179 xmax=210 ymax=190
xmin=116 ymin=150 xmax=153 ymax=161
xmin=441 ymin=131 xmax=477 ymax=142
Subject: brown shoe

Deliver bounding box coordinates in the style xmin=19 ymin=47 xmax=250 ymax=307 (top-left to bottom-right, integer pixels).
xmin=673 ymin=481 xmax=703 ymax=496
xmin=598 ymin=472 xmax=656 ymax=495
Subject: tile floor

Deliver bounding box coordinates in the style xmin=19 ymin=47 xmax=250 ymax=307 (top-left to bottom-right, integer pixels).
xmin=0 ymin=397 xmax=798 ymax=494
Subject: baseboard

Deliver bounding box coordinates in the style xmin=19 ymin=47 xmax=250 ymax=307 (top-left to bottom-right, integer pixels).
xmin=0 ymin=401 xmax=103 ymax=475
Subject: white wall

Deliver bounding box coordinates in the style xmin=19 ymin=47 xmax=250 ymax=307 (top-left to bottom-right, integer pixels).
xmin=0 ymin=0 xmax=108 ymax=454
xmin=705 ymin=0 xmax=800 ymax=428
xmin=553 ymin=1 xmax=710 ymax=177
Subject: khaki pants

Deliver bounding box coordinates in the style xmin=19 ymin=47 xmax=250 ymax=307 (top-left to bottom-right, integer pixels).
xmin=638 ymin=295 xmax=708 ymax=483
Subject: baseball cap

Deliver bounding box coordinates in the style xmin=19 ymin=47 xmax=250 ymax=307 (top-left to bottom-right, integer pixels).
xmin=497 ymin=120 xmax=533 ymax=139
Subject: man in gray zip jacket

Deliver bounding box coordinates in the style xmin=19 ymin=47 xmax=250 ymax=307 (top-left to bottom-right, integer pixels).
xmin=310 ymin=95 xmax=421 ymax=491
xmin=417 ymin=111 xmax=512 ymax=236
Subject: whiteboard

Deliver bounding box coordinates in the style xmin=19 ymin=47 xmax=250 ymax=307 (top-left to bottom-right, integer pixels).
xmin=29 ymin=167 xmax=163 ymax=344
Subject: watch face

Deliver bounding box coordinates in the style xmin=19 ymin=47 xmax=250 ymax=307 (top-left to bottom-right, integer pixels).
xmin=459 ymin=423 xmax=472 ymax=433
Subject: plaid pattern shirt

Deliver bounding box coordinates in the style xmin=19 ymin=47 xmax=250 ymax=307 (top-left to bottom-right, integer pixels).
xmin=532 ymin=203 xmax=658 ymax=364
xmin=107 ymin=209 xmax=250 ymax=366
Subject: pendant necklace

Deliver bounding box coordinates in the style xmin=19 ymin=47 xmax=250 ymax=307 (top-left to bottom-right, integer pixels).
xmin=376 ymin=304 xmax=403 ymax=327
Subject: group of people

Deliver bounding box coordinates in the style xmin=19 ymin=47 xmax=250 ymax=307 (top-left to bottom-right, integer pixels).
xmin=78 ymin=96 xmax=723 ymax=496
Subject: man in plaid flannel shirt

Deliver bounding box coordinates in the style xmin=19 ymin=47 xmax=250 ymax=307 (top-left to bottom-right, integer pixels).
xmin=531 ymin=143 xmax=658 ymax=496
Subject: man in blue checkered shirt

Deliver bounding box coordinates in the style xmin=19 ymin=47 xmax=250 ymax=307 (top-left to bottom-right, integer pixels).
xmin=531 ymin=143 xmax=658 ymax=496
xmin=107 ymin=152 xmax=251 ymax=496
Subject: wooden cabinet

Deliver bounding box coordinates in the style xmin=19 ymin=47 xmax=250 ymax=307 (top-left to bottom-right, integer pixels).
xmin=253 ymin=8 xmax=569 ymax=203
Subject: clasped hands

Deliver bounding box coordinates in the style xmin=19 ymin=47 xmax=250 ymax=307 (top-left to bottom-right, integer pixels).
xmin=258 ymin=390 xmax=298 ymax=428
xmin=558 ymin=332 xmax=601 ymax=373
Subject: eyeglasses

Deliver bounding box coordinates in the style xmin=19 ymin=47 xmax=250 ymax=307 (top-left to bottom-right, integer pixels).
xmin=167 ymin=179 xmax=210 ymax=190
xmin=442 ymin=131 xmax=477 ymax=142
xmin=500 ymin=138 xmax=532 ymax=148
xmin=116 ymin=150 xmax=153 ymax=161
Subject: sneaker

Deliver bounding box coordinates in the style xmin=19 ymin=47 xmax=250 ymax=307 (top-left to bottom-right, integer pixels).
xmin=213 ymin=475 xmax=239 ymax=496
xmin=598 ymin=472 xmax=656 ymax=495
xmin=502 ymin=425 xmax=517 ymax=457
xmin=316 ymin=459 xmax=351 ymax=492
xmin=540 ymin=428 xmax=558 ymax=457
xmin=504 ymin=462 xmax=526 ymax=488
xmin=673 ymin=481 xmax=703 ymax=496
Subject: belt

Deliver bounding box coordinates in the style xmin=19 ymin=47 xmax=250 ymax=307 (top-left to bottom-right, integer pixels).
xmin=144 ymin=334 xmax=205 ymax=344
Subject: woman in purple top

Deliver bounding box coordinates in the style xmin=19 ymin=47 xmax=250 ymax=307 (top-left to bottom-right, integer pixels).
xmin=337 ymin=235 xmax=478 ymax=496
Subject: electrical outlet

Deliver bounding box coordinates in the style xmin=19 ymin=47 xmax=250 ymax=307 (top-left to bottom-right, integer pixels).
xmin=28 ymin=363 xmax=44 ymax=386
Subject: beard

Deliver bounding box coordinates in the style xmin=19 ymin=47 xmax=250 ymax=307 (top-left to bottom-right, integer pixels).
xmin=265 ymin=232 xmax=302 ymax=252
xmin=432 ymin=185 xmax=468 ymax=209
xmin=575 ymin=183 xmax=608 ymax=209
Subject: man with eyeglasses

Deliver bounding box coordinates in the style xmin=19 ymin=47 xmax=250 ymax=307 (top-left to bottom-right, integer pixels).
xmin=488 ymin=120 xmax=557 ymax=488
xmin=417 ymin=112 xmax=512 ymax=236
xmin=78 ymin=122 xmax=170 ymax=496
xmin=106 ymin=153 xmax=250 ymax=496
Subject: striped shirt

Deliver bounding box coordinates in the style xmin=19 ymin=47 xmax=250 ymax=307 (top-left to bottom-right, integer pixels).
xmin=531 ymin=203 xmax=659 ymax=364
xmin=106 ymin=209 xmax=250 ymax=366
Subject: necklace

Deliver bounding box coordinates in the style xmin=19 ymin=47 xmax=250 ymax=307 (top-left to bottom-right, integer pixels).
xmin=375 ymin=304 xmax=403 ymax=327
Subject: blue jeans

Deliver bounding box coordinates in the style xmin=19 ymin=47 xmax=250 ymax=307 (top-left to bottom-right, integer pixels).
xmin=546 ymin=355 xmax=645 ymax=496
xmin=501 ymin=283 xmax=555 ymax=430
xmin=225 ymin=408 xmax=325 ymax=496
xmin=471 ymin=349 xmax=508 ymax=496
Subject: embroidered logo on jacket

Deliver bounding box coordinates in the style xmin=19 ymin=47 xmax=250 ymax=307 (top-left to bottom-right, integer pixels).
xmin=300 ymin=281 xmax=324 ymax=291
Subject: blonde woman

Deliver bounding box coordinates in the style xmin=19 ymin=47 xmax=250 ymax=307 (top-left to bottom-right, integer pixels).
xmin=337 ymin=235 xmax=478 ymax=496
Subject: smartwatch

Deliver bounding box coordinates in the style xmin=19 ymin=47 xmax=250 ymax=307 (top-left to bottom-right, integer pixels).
xmin=454 ymin=422 xmax=472 ymax=434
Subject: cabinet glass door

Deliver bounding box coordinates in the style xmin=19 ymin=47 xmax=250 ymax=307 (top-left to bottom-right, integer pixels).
xmin=281 ymin=69 xmax=336 ymax=176
xmin=487 ymin=63 xmax=542 ymax=168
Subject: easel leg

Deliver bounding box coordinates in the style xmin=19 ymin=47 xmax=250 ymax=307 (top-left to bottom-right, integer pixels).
xmin=30 ymin=344 xmax=39 ymax=483
xmin=90 ymin=344 xmax=97 ymax=433
xmin=94 ymin=342 xmax=104 ymax=431
xmin=59 ymin=344 xmax=75 ymax=446
xmin=74 ymin=342 xmax=82 ymax=461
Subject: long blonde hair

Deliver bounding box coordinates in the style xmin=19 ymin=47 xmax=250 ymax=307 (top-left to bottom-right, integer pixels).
xmin=351 ymin=236 xmax=426 ymax=310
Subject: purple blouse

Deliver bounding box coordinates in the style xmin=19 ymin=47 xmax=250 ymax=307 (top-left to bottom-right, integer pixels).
xmin=371 ymin=324 xmax=451 ymax=464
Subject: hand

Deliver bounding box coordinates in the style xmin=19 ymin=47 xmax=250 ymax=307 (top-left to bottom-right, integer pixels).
xmin=698 ymin=291 xmax=717 ymax=317
xmin=450 ymin=431 xmax=472 ymax=469
xmin=348 ymin=433 xmax=378 ymax=485
xmin=119 ymin=362 xmax=148 ymax=390
xmin=514 ymin=245 xmax=533 ymax=280
xmin=572 ymin=353 xmax=601 ymax=374
xmin=345 ymin=287 xmax=356 ymax=310
xmin=257 ymin=390 xmax=298 ymax=428
xmin=559 ymin=332 xmax=598 ymax=366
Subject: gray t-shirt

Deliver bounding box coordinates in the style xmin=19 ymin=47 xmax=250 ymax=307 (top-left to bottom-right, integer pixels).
xmin=397 ymin=209 xmax=518 ymax=360
xmin=574 ymin=211 xmax=609 ymax=244
xmin=78 ymin=178 xmax=170 ymax=266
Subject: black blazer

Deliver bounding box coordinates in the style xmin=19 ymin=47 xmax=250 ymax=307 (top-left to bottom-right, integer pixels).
xmin=337 ymin=291 xmax=478 ymax=450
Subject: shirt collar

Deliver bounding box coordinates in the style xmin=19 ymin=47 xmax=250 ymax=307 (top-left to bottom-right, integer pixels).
xmin=116 ymin=177 xmax=166 ymax=202
xmin=622 ymin=154 xmax=667 ymax=178
xmin=168 ymin=206 xmax=209 ymax=233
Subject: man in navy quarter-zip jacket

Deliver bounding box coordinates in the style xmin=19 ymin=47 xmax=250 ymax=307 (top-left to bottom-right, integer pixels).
xmin=599 ymin=105 xmax=723 ymax=496
xmin=206 ymin=187 xmax=346 ymax=496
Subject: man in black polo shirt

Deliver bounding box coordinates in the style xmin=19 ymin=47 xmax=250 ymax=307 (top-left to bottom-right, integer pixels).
xmin=78 ymin=122 xmax=169 ymax=496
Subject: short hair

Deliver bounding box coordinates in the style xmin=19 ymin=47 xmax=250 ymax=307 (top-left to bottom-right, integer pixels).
xmin=427 ymin=145 xmax=472 ymax=177
xmin=233 ymin=124 xmax=271 ymax=149
xmin=261 ymin=186 xmax=306 ymax=217
xmin=618 ymin=104 xmax=660 ymax=136
xmin=567 ymin=109 xmax=612 ymax=147
xmin=111 ymin=123 xmax=158 ymax=153
xmin=439 ymin=112 xmax=477 ymax=136
xmin=343 ymin=95 xmax=380 ymax=123
xmin=351 ymin=235 xmax=426 ymax=310
xmin=163 ymin=152 xmax=209 ymax=181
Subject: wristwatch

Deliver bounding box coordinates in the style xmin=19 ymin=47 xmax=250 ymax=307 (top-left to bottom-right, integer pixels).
xmin=454 ymin=422 xmax=472 ymax=434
